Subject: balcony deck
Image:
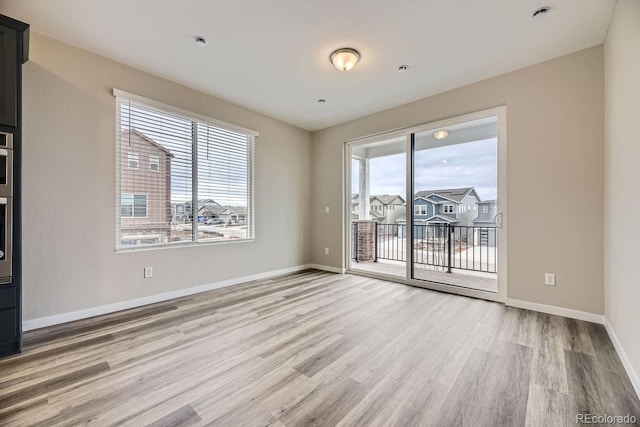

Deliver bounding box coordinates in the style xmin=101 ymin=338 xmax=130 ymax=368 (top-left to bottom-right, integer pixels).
xmin=350 ymin=259 xmax=498 ymax=293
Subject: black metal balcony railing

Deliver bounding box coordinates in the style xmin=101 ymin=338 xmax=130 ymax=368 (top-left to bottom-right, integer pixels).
xmin=352 ymin=222 xmax=497 ymax=274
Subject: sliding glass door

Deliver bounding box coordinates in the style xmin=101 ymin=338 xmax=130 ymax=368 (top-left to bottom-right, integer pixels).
xmin=410 ymin=117 xmax=499 ymax=293
xmin=348 ymin=134 xmax=406 ymax=278
xmin=346 ymin=108 xmax=506 ymax=301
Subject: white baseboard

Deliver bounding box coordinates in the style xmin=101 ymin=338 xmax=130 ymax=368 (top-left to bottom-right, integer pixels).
xmin=604 ymin=319 xmax=640 ymax=399
xmin=307 ymin=263 xmax=346 ymax=274
xmin=23 ymin=264 xmax=311 ymax=331
xmin=505 ymin=298 xmax=605 ymax=324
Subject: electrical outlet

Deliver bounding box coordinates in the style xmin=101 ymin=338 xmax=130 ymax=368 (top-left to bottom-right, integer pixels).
xmin=144 ymin=266 xmax=153 ymax=279
xmin=325 ymin=206 xmax=330 ymax=214
xmin=324 ymin=248 xmax=329 ymax=255
xmin=544 ymin=273 xmax=555 ymax=286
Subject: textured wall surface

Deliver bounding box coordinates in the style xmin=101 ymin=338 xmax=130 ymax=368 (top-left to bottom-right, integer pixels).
xmin=22 ymin=33 xmax=312 ymax=320
xmin=604 ymin=0 xmax=640 ymax=389
xmin=311 ymin=46 xmax=604 ymax=315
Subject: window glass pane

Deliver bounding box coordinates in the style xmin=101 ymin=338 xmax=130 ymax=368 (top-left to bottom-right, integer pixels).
xmin=133 ymin=195 xmax=147 ymax=218
xmin=196 ymin=122 xmax=253 ymax=241
xmin=121 ymin=193 xmax=133 ymax=217
xmin=128 ymin=153 xmax=138 ymax=169
xmin=150 ymin=155 xmax=160 ymax=171
xmin=116 ymin=96 xmax=255 ymax=249
xmin=118 ymin=100 xmax=192 ymax=248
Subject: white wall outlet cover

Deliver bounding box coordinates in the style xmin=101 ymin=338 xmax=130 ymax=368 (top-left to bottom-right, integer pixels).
xmin=324 ymin=248 xmax=329 ymax=255
xmin=325 ymin=206 xmax=330 ymax=214
xmin=144 ymin=267 xmax=153 ymax=278
xmin=544 ymin=273 xmax=556 ymax=286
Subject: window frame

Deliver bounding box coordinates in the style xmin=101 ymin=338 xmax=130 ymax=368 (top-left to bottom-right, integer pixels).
xmin=149 ymin=155 xmax=160 ymax=172
xmin=121 ymin=193 xmax=148 ymax=218
xmin=114 ymin=89 xmax=259 ymax=252
xmin=127 ymin=152 xmax=139 ymax=169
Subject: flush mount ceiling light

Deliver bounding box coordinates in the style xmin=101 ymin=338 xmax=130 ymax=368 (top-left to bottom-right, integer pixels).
xmin=194 ymin=36 xmax=208 ymax=47
xmin=330 ymin=48 xmax=360 ymax=71
xmin=433 ymin=130 xmax=449 ymax=140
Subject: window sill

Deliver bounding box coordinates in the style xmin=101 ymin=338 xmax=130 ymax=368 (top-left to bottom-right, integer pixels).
xmin=115 ymin=237 xmax=255 ymax=253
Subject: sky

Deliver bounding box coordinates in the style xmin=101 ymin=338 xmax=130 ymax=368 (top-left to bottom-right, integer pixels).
xmin=352 ymin=138 xmax=497 ymax=202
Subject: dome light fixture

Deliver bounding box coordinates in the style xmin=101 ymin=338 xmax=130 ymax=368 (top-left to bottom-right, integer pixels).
xmin=330 ymin=48 xmax=360 ymax=71
xmin=433 ymin=130 xmax=449 ymax=140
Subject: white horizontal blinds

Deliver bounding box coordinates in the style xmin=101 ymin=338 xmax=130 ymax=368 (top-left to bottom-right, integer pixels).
xmin=116 ymin=98 xmax=193 ymax=248
xmin=196 ymin=123 xmax=254 ymax=240
xmin=115 ymin=92 xmax=256 ymax=249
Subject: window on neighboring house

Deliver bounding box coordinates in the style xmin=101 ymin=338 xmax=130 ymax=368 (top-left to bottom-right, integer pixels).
xmin=115 ymin=90 xmax=258 ymax=250
xmin=483 ymin=206 xmax=489 ymax=214
xmin=444 ymin=204 xmax=454 ymax=213
xmin=149 ymin=155 xmax=160 ymax=171
xmin=128 ymin=153 xmax=139 ymax=169
xmin=121 ymin=194 xmax=147 ymax=218
xmin=414 ymin=205 xmax=427 ymax=215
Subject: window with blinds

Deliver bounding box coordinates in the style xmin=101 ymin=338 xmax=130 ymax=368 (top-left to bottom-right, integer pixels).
xmin=115 ymin=91 xmax=256 ymax=250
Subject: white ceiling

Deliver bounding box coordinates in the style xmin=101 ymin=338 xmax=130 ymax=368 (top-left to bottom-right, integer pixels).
xmin=0 ymin=0 xmax=615 ymax=131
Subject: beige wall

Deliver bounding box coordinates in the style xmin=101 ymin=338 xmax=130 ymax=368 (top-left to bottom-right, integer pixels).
xmin=22 ymin=33 xmax=312 ymax=320
xmin=604 ymin=0 xmax=640 ymax=385
xmin=311 ymin=46 xmax=604 ymax=314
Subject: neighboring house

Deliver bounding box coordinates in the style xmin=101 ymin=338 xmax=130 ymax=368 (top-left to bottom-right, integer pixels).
xmin=472 ymin=199 xmax=497 ymax=227
xmin=173 ymin=199 xmax=219 ymax=223
xmin=396 ymin=187 xmax=482 ymax=239
xmin=412 ymin=187 xmax=481 ymax=227
xmin=217 ymin=206 xmax=248 ymax=225
xmin=352 ymin=194 xmax=405 ymax=223
xmin=171 ymin=202 xmax=189 ymax=223
xmin=174 ymin=199 xmax=247 ymax=225
xmin=472 ymin=199 xmax=498 ymax=246
xmin=197 ymin=199 xmax=224 ymax=221
xmin=120 ymin=130 xmax=173 ymax=244
xmin=200 ymin=203 xmax=247 ymax=225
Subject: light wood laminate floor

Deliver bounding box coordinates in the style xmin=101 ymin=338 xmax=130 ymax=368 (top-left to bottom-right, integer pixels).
xmin=0 ymin=270 xmax=638 ymax=426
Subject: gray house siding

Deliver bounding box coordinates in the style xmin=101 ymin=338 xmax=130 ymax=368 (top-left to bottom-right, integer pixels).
xmin=472 ymin=200 xmax=497 ymax=246
xmin=456 ymin=194 xmax=480 ymax=226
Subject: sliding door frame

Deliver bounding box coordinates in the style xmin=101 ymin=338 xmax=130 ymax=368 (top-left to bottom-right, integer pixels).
xmin=344 ymin=106 xmax=507 ymax=303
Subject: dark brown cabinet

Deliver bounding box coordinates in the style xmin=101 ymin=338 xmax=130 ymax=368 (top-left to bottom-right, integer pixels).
xmin=0 ymin=25 xmax=18 ymax=127
xmin=0 ymin=14 xmax=28 ymax=358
